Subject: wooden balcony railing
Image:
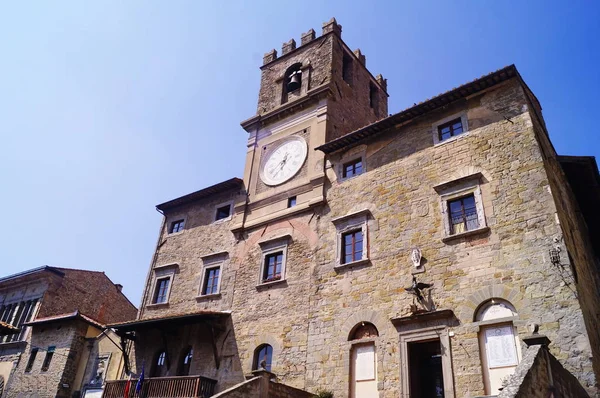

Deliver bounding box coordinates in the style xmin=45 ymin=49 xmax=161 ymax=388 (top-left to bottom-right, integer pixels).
xmin=103 ymin=375 xmax=217 ymax=398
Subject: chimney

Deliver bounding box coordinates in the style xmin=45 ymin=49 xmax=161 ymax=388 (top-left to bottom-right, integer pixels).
xmin=301 ymin=29 xmax=316 ymax=45
xmin=322 ymin=17 xmax=342 ymax=36
xmin=354 ymin=49 xmax=366 ymax=66
xmin=263 ymin=49 xmax=277 ymax=65
xmin=282 ymin=39 xmax=296 ymax=55
xmin=115 ymin=284 xmax=123 ymax=292
xmin=376 ymin=74 xmax=388 ymax=92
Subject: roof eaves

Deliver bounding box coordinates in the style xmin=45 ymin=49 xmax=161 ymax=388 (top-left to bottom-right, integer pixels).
xmin=156 ymin=178 xmax=244 ymax=212
xmin=0 ymin=266 xmax=64 ymax=284
xmin=316 ymin=65 xmax=518 ymax=154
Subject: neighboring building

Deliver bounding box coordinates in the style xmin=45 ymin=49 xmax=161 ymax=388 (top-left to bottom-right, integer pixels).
xmin=106 ymin=18 xmax=600 ymax=398
xmin=0 ymin=266 xmax=137 ymax=398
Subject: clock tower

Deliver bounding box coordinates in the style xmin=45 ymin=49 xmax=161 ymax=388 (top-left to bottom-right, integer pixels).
xmin=232 ymin=18 xmax=388 ymax=232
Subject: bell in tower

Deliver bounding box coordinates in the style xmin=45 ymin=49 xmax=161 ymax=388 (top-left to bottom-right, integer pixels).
xmin=286 ymin=69 xmax=302 ymax=92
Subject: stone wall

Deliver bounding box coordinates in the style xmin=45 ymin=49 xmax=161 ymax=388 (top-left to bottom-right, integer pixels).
xmin=135 ymin=76 xmax=597 ymax=397
xmin=523 ymin=89 xmax=600 ymax=388
xmin=5 ymin=320 xmax=88 ymax=398
xmin=498 ymin=342 xmax=589 ymax=398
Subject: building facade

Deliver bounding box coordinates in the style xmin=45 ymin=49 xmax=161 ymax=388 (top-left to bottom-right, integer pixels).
xmin=108 ymin=18 xmax=600 ymax=397
xmin=0 ymin=266 xmax=137 ymax=398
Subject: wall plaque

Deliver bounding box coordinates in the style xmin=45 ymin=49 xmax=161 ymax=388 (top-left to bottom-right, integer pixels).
xmin=354 ymin=345 xmax=375 ymax=381
xmin=485 ymin=326 xmax=518 ymax=368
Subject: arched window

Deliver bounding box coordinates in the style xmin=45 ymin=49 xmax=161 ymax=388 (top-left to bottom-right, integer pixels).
xmin=349 ymin=322 xmax=378 ymax=398
xmin=177 ymin=346 xmax=193 ymax=376
xmin=476 ymin=299 xmax=521 ymax=395
xmin=253 ymin=344 xmax=273 ymax=372
xmin=282 ymin=63 xmax=302 ymax=104
xmin=349 ymin=322 xmax=379 ymax=341
xmin=151 ymin=350 xmax=168 ymax=377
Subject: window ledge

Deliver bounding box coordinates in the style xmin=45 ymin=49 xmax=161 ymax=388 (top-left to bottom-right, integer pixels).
xmin=146 ymin=302 xmax=170 ymax=309
xmin=212 ymin=216 xmax=232 ymax=225
xmin=256 ymin=279 xmax=287 ymax=290
xmin=334 ymin=258 xmax=370 ymax=271
xmin=434 ymin=131 xmax=471 ymax=147
xmin=167 ymin=231 xmax=184 ymax=237
xmin=196 ymin=293 xmax=221 ymax=301
xmin=0 ymin=340 xmax=27 ymax=349
xmin=442 ymin=226 xmax=490 ymax=243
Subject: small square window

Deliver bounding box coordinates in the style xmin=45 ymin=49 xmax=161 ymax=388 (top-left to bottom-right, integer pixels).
xmin=262 ymin=252 xmax=283 ymax=283
xmin=215 ymin=205 xmax=231 ymax=221
xmin=152 ymin=277 xmax=171 ymax=304
xmin=287 ymin=196 xmax=297 ymax=208
xmin=169 ymin=219 xmax=185 ymax=234
xmin=343 ymin=159 xmax=363 ymax=179
xmin=437 ymin=118 xmax=464 ymax=142
xmin=342 ymin=230 xmax=363 ymax=264
xmin=41 ymin=346 xmax=55 ymax=372
xmin=448 ymin=195 xmax=479 ymax=234
xmin=201 ymin=266 xmax=221 ymax=295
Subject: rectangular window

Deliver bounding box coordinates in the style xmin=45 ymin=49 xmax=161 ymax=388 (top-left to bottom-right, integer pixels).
xmin=448 ymin=194 xmax=479 ymax=234
xmin=343 ymin=159 xmax=363 ymax=179
xmin=169 ymin=219 xmax=185 ymax=234
xmin=438 ymin=118 xmax=464 ymax=141
xmin=342 ymin=230 xmax=363 ymax=264
xmin=202 ymin=267 xmax=220 ymax=295
xmin=369 ymin=82 xmax=377 ymax=108
xmin=41 ymin=346 xmax=55 ymax=371
xmin=263 ymin=252 xmax=283 ymax=283
xmin=215 ymin=205 xmax=231 ymax=221
xmin=25 ymin=348 xmax=38 ymax=372
xmin=0 ymin=298 xmax=38 ymax=343
xmin=342 ymin=52 xmax=353 ymax=84
xmin=153 ymin=277 xmax=170 ymax=304
xmin=287 ymin=196 xmax=297 ymax=208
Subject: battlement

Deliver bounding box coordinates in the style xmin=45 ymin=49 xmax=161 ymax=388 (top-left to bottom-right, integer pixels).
xmin=262 ymin=18 xmax=343 ymax=66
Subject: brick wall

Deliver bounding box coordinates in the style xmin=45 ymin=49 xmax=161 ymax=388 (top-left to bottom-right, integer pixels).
xmin=38 ymin=269 xmax=137 ymax=324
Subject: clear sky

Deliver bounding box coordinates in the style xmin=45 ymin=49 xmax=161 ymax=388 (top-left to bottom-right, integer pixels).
xmin=1 ymin=1 xmax=598 ymax=306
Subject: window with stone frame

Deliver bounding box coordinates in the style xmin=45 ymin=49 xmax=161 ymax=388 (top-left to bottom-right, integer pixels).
xmin=437 ymin=117 xmax=464 ymax=142
xmin=342 ymin=229 xmax=363 ymax=264
xmin=253 ymin=344 xmax=273 ymax=372
xmin=214 ymin=202 xmax=233 ymax=222
xmin=332 ymin=209 xmax=371 ymax=269
xmin=448 ymin=194 xmax=479 ymax=234
xmin=342 ymin=158 xmax=363 ymax=179
xmin=152 ymin=277 xmax=171 ymax=304
xmin=0 ymin=298 xmax=39 ymax=343
xmin=257 ymin=236 xmax=290 ymax=286
xmin=262 ymin=252 xmax=284 ymax=283
xmin=169 ymin=219 xmax=185 ymax=234
xmin=433 ymin=172 xmax=487 ymax=241
xmin=201 ymin=266 xmax=221 ymax=296
xmin=432 ymin=112 xmax=469 ymax=145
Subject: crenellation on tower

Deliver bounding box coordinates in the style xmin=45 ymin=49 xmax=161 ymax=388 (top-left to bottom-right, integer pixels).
xmin=353 ymin=49 xmax=366 ymax=66
xmin=281 ymin=39 xmax=296 ymax=55
xmin=263 ymin=49 xmax=277 ymax=65
xmin=300 ymin=28 xmax=316 ymax=45
xmin=322 ymin=17 xmax=342 ymax=36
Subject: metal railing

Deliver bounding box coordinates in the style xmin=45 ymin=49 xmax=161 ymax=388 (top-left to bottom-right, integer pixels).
xmin=103 ymin=375 xmax=217 ymax=398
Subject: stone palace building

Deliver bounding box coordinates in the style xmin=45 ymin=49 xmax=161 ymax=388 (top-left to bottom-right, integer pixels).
xmin=104 ymin=18 xmax=599 ymax=398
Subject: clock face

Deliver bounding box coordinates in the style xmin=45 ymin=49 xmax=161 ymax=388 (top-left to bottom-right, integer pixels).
xmin=260 ymin=137 xmax=308 ymax=186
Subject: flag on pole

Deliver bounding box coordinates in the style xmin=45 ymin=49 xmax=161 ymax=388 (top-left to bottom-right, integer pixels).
xmin=123 ymin=374 xmax=132 ymax=398
xmin=136 ymin=362 xmax=145 ymax=396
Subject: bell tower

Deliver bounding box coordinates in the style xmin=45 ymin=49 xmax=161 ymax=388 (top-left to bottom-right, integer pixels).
xmin=232 ymin=18 xmax=388 ymax=232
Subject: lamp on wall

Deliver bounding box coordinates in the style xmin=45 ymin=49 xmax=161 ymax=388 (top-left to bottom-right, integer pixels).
xmin=549 ymin=246 xmax=561 ymax=266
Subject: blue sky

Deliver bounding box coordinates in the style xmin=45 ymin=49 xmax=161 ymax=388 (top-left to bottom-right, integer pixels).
xmin=1 ymin=1 xmax=598 ymax=306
